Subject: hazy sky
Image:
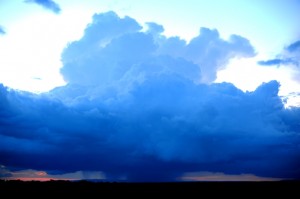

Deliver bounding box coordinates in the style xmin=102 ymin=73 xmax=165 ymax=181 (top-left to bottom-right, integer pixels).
xmin=0 ymin=0 xmax=300 ymax=182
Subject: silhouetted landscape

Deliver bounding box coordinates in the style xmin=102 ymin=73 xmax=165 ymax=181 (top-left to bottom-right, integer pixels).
xmin=1 ymin=180 xmax=299 ymax=195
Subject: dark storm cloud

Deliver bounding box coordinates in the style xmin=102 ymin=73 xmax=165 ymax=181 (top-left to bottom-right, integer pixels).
xmin=1 ymin=12 xmax=300 ymax=182
xmin=25 ymin=0 xmax=61 ymax=14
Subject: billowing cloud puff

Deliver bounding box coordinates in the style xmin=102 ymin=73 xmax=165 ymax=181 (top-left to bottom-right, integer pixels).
xmin=25 ymin=0 xmax=61 ymax=14
xmin=182 ymin=28 xmax=255 ymax=82
xmin=61 ymin=12 xmax=255 ymax=88
xmin=1 ymin=12 xmax=300 ymax=182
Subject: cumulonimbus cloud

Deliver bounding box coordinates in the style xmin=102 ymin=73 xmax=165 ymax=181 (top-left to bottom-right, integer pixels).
xmin=0 ymin=12 xmax=300 ymax=182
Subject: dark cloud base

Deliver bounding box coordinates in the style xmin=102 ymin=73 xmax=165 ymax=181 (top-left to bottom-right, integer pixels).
xmin=1 ymin=12 xmax=300 ymax=181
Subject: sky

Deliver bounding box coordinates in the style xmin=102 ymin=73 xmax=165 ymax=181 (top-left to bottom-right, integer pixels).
xmin=0 ymin=0 xmax=300 ymax=182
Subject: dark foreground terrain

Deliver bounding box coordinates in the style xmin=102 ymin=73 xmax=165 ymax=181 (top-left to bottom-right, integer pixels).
xmin=0 ymin=180 xmax=299 ymax=196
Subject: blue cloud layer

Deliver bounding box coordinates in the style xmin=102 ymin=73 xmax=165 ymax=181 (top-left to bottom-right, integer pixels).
xmin=25 ymin=0 xmax=61 ymax=14
xmin=1 ymin=12 xmax=300 ymax=181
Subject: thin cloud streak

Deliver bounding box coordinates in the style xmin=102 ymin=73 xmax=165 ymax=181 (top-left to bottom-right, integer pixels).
xmin=24 ymin=0 xmax=61 ymax=14
xmin=0 ymin=26 xmax=6 ymax=35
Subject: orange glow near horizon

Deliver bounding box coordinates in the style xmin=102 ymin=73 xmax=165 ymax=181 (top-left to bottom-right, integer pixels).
xmin=179 ymin=172 xmax=282 ymax=182
xmin=0 ymin=168 xmax=78 ymax=182
xmin=7 ymin=177 xmax=55 ymax=181
xmin=36 ymin=171 xmax=47 ymax=176
xmin=4 ymin=177 xmax=76 ymax=181
xmin=0 ymin=168 xmax=106 ymax=182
